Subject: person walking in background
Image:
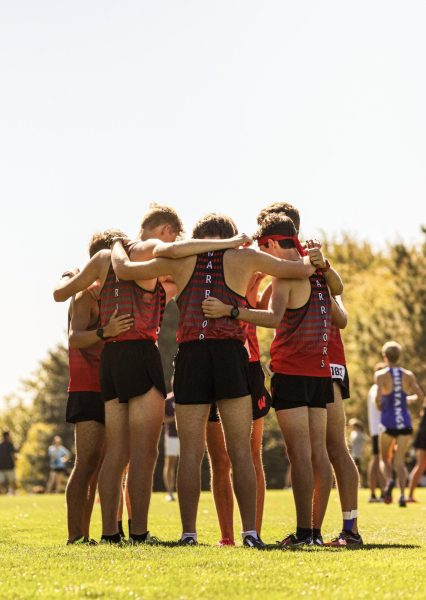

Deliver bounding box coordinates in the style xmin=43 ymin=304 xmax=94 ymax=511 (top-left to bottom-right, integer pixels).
xmin=46 ymin=436 xmax=70 ymax=494
xmin=407 ymin=384 xmax=426 ymax=502
xmin=376 ymin=341 xmax=423 ymax=507
xmin=348 ymin=419 xmax=366 ymax=478
xmin=163 ymin=387 xmax=179 ymax=502
xmin=0 ymin=431 xmax=17 ymax=495
xmin=367 ymin=363 xmax=386 ymax=502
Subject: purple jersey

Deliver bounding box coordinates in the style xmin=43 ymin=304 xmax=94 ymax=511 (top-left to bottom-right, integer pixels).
xmin=380 ymin=368 xmax=412 ymax=431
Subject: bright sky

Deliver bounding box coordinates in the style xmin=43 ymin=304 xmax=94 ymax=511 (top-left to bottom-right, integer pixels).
xmin=1 ymin=1 xmax=425 ymax=406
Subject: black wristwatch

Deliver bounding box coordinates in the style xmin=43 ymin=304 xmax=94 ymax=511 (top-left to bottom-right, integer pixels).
xmin=96 ymin=327 xmax=107 ymax=340
xmin=230 ymin=306 xmax=240 ymax=320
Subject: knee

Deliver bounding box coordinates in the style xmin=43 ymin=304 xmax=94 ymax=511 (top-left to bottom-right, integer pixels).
xmin=209 ymin=452 xmax=232 ymax=477
xmin=286 ymin=444 xmax=310 ymax=466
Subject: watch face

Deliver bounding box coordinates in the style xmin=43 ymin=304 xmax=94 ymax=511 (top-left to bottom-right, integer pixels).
xmin=231 ymin=307 xmax=240 ymax=319
xmin=97 ymin=328 xmax=104 ymax=339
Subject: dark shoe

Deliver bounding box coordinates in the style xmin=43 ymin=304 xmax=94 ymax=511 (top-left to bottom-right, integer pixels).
xmin=312 ymin=534 xmax=324 ymax=547
xmin=243 ymin=534 xmax=266 ymax=550
xmin=399 ymin=496 xmax=407 ymax=508
xmin=178 ymin=536 xmax=197 ymax=546
xmin=324 ymin=530 xmax=363 ymax=547
xmin=277 ymin=533 xmax=313 ymax=548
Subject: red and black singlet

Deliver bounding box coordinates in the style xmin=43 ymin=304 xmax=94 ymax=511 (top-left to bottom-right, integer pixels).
xmin=328 ymin=324 xmax=346 ymax=366
xmin=246 ymin=323 xmax=261 ymax=363
xmin=68 ymin=342 xmax=103 ymax=393
xmin=271 ymin=273 xmax=332 ymax=377
xmin=176 ymin=250 xmax=248 ymax=344
xmin=99 ymin=242 xmax=166 ymax=343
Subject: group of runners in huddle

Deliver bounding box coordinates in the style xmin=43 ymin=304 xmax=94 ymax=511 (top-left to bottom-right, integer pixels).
xmin=53 ymin=201 xmax=424 ymax=549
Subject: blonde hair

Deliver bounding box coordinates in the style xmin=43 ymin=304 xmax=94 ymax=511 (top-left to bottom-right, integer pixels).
xmin=381 ymin=341 xmax=402 ymax=364
xmin=140 ymin=203 xmax=184 ymax=236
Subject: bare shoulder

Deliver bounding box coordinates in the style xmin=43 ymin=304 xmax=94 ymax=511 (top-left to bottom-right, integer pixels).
xmin=402 ymin=368 xmax=415 ymax=378
xmin=375 ymin=368 xmax=388 ymax=380
xmin=225 ymin=247 xmax=259 ymax=264
xmin=130 ymin=239 xmax=159 ymax=261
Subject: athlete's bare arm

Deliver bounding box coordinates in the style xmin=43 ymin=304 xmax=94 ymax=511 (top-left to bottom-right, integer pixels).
xmin=152 ymin=233 xmax=252 ymax=258
xmin=257 ymin=281 xmax=272 ymax=309
xmin=112 ymin=240 xmax=179 ymax=280
xmin=202 ymin=278 xmax=290 ymax=328
xmin=69 ymin=293 xmax=134 ymax=349
xmin=53 ymin=250 xmax=111 ymax=302
xmin=331 ymin=296 xmax=348 ymax=329
xmin=404 ymin=371 xmax=425 ymax=404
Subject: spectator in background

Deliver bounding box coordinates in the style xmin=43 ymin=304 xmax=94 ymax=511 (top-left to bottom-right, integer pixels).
xmin=348 ymin=419 xmax=366 ymax=479
xmin=0 ymin=431 xmax=17 ymax=495
xmin=163 ymin=388 xmax=179 ymax=502
xmin=46 ymin=436 xmax=70 ymax=493
xmin=367 ymin=363 xmax=386 ymax=502
xmin=407 ymin=385 xmax=426 ymax=502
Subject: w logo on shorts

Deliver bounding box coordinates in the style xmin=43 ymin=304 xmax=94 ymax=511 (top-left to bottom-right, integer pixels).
xmin=258 ymin=395 xmax=266 ymax=411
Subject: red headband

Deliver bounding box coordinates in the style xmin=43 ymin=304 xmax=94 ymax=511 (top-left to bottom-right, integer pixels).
xmin=257 ymin=234 xmax=306 ymax=256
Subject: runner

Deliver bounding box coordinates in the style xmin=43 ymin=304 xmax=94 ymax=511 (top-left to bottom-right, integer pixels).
xmin=206 ymin=274 xmax=271 ymax=546
xmin=64 ymin=229 xmax=133 ymax=544
xmin=163 ymin=385 xmax=179 ymax=502
xmin=367 ymin=363 xmax=386 ymax=503
xmin=54 ymin=204 xmax=253 ymax=544
xmin=376 ymin=341 xmax=422 ymax=507
xmin=202 ymin=213 xmax=334 ymax=547
xmin=408 ymin=391 xmax=426 ymax=501
xmin=111 ymin=212 xmax=316 ymax=548
xmin=46 ymin=436 xmax=70 ymax=493
xmin=0 ymin=431 xmax=17 ymax=495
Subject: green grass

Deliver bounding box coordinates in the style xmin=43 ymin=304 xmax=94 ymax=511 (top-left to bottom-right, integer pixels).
xmin=0 ymin=489 xmax=425 ymax=599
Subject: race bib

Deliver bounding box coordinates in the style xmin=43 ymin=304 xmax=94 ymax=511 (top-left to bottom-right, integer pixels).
xmin=330 ymin=363 xmax=345 ymax=381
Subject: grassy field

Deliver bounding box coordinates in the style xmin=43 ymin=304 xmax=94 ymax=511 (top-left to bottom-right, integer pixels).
xmin=0 ymin=489 xmax=425 ymax=599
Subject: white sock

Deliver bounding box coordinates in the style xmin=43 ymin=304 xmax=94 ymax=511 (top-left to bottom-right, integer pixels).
xmin=242 ymin=530 xmax=258 ymax=540
xmin=181 ymin=532 xmax=197 ymax=542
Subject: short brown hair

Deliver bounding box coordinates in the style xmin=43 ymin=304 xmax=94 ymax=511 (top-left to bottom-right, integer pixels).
xmin=257 ymin=202 xmax=301 ymax=233
xmin=382 ymin=341 xmax=402 ymax=364
xmin=88 ymin=228 xmax=128 ymax=257
xmin=254 ymin=214 xmax=297 ymax=249
xmin=140 ymin=203 xmax=184 ymax=236
xmin=192 ymin=213 xmax=238 ymax=239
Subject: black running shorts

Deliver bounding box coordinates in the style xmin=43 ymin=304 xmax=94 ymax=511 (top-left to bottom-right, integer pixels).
xmin=271 ymin=373 xmax=333 ymax=411
xmin=371 ymin=434 xmax=379 ymax=456
xmin=66 ymin=391 xmax=105 ymax=424
xmin=414 ymin=412 xmax=426 ymax=450
xmin=383 ymin=427 xmax=413 ymax=437
xmin=208 ymin=361 xmax=272 ymax=422
xmin=330 ymin=363 xmax=350 ymax=400
xmin=101 ymin=340 xmax=166 ymax=403
xmin=174 ymin=339 xmax=250 ymax=405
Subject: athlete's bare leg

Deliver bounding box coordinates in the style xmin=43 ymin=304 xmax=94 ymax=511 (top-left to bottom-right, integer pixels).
xmin=368 ymin=454 xmax=385 ymax=497
xmin=379 ymin=432 xmax=396 ymax=486
xmin=98 ymin=399 xmax=130 ymax=535
xmin=310 ymin=408 xmax=332 ymax=532
xmin=163 ymin=456 xmax=179 ymax=496
xmin=317 ymin=384 xmax=359 ymax=532
xmin=66 ymin=420 xmax=105 ymax=541
xmin=394 ymin=435 xmax=410 ymax=497
xmin=46 ymin=471 xmax=56 ymax=494
xmin=207 ymin=421 xmax=234 ymax=541
xmin=127 ymin=387 xmax=164 ymax=535
xmin=408 ymin=450 xmax=426 ymax=500
xmin=276 ymin=407 xmax=313 ymax=529
xmin=176 ymin=403 xmax=211 ymax=533
xmin=217 ymin=396 xmax=256 ymax=533
xmin=251 ymin=418 xmax=266 ymax=534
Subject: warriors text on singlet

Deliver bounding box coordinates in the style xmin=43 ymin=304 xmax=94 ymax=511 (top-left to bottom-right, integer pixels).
xmin=176 ymin=250 xmax=248 ymax=344
xmin=380 ymin=368 xmax=412 ymax=431
xmin=99 ymin=242 xmax=166 ymax=343
xmin=270 ymin=273 xmax=332 ymax=377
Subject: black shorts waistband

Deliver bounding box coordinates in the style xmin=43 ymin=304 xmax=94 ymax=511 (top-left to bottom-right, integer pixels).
xmin=178 ymin=339 xmax=244 ymax=349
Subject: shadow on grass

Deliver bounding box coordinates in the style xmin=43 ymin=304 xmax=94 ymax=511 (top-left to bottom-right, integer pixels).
xmin=263 ymin=543 xmax=421 ymax=551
